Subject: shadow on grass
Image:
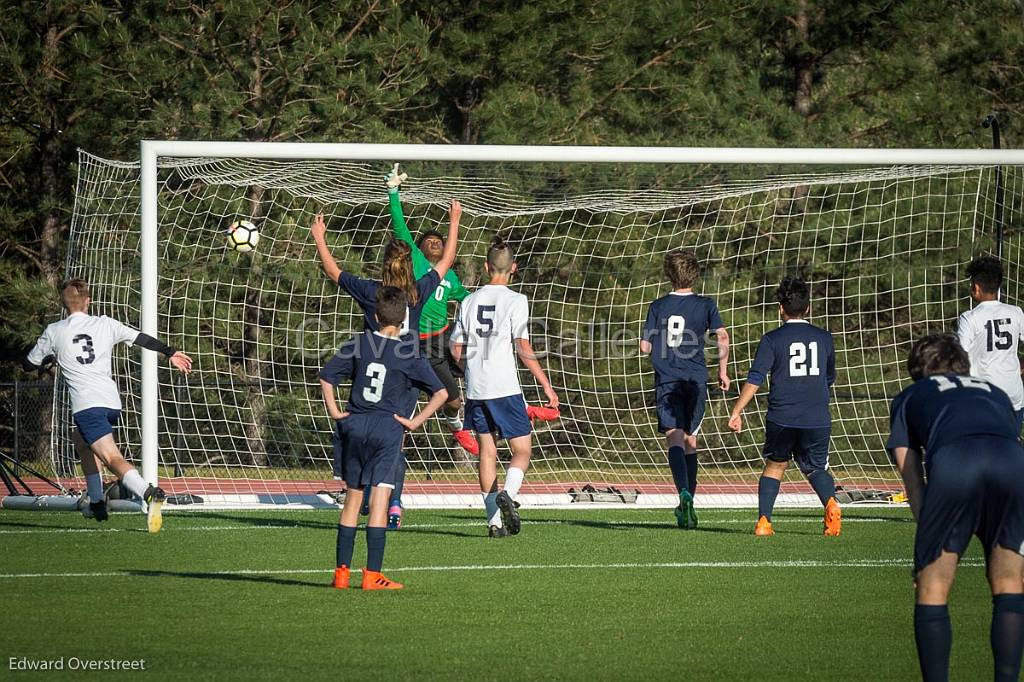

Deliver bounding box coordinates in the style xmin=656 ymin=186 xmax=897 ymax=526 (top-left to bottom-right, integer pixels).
xmin=174 ymin=512 xmax=337 ymax=530
xmin=524 ymin=516 xmax=750 ymax=535
xmin=130 ymin=568 xmax=330 ymax=589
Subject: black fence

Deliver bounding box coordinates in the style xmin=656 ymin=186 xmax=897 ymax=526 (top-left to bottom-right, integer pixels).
xmin=0 ymin=381 xmax=55 ymax=469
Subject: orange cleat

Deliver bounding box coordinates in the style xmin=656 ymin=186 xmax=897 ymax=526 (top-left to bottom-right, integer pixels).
xmin=755 ymin=515 xmax=774 ymax=536
xmin=362 ymin=570 xmax=404 ymax=590
xmin=527 ymin=405 xmax=560 ymax=422
xmin=824 ymin=497 xmax=842 ymax=537
xmin=453 ymin=429 xmax=480 ymax=456
xmin=333 ymin=566 xmax=351 ymax=589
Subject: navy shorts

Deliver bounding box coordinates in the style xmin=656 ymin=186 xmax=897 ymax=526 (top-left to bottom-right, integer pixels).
xmin=1015 ymin=408 xmax=1023 ymax=433
xmin=654 ymin=380 xmax=706 ymax=434
xmin=73 ymin=407 xmax=121 ymax=446
xmin=337 ymin=413 xmax=405 ymax=490
xmin=914 ymin=436 xmax=1024 ymax=573
xmin=763 ymin=421 xmax=831 ymax=475
xmin=465 ymin=395 xmax=531 ymax=440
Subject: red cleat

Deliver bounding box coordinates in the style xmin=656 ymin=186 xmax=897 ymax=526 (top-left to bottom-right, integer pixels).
xmin=362 ymin=569 xmax=403 ymax=590
xmin=527 ymin=405 xmax=560 ymax=422
xmin=453 ymin=429 xmax=480 ymax=456
xmin=333 ymin=566 xmax=350 ymax=589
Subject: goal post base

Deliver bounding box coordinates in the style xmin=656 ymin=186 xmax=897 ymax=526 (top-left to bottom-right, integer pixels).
xmin=0 ymin=495 xmax=143 ymax=513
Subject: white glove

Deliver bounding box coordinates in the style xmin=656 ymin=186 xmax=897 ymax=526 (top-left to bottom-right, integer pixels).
xmin=385 ymin=163 xmax=408 ymax=188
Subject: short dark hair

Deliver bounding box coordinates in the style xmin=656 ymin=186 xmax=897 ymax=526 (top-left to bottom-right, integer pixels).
xmin=907 ymin=333 xmax=970 ymax=381
xmin=416 ymin=229 xmax=445 ymax=249
xmin=375 ymin=286 xmax=408 ymax=328
xmin=966 ymin=255 xmax=1002 ymax=294
xmin=778 ymin=277 xmax=810 ymax=316
xmin=487 ymin=235 xmax=515 ymax=273
xmin=60 ymin=278 xmax=90 ymax=308
xmin=664 ymin=250 xmax=700 ymax=289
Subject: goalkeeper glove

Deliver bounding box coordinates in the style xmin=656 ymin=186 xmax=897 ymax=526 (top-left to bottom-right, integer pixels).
xmin=385 ymin=163 xmax=408 ymax=189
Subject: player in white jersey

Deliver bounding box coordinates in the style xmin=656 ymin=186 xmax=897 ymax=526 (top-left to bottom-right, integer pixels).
xmin=450 ymin=236 xmax=559 ymax=537
xmin=23 ymin=279 xmax=192 ymax=532
xmin=956 ymin=255 xmax=1024 ymax=429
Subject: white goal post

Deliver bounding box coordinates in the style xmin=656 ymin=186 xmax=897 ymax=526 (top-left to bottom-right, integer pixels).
xmin=28 ymin=140 xmax=1024 ymax=507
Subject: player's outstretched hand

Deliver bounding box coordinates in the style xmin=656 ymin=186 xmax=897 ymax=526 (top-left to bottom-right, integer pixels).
xmin=544 ymin=386 xmax=559 ymax=409
xmin=719 ymin=371 xmax=731 ymax=393
xmin=311 ymin=212 xmax=327 ymax=243
xmin=385 ymin=163 xmax=408 ymax=188
xmin=728 ymin=414 xmax=742 ymax=433
xmin=449 ymin=199 xmax=462 ymax=224
xmin=394 ymin=413 xmax=423 ymax=431
xmin=170 ymin=352 xmax=192 ymax=375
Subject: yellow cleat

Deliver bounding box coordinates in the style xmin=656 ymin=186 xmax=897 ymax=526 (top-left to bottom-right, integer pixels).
xmin=144 ymin=485 xmax=165 ymax=534
xmin=824 ymin=497 xmax=842 ymax=537
xmin=755 ymin=515 xmax=774 ymax=536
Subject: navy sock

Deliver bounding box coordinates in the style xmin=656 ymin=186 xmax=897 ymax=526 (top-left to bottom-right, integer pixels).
xmin=757 ymin=476 xmax=781 ymax=521
xmin=685 ymin=452 xmax=698 ymax=496
xmin=667 ymin=446 xmax=688 ymax=495
xmin=390 ymin=455 xmax=407 ymax=508
xmin=914 ymin=604 xmax=951 ymax=682
xmin=992 ymin=593 xmax=1024 ymax=682
xmin=336 ymin=524 xmax=356 ymax=569
xmin=807 ymin=468 xmax=836 ymax=507
xmin=366 ymin=526 xmax=387 ymax=572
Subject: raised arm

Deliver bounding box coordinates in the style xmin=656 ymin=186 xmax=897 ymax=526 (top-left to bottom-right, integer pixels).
xmin=432 ymin=200 xmax=461 ymax=281
xmin=515 ymin=338 xmax=559 ymax=408
xmin=311 ymin=212 xmax=342 ymax=284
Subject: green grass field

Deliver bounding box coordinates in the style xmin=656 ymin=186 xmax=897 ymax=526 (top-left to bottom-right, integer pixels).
xmin=0 ymin=507 xmax=996 ymax=680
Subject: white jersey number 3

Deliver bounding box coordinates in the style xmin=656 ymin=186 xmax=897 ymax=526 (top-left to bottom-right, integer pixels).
xmin=789 ymin=341 xmax=820 ymax=377
xmin=362 ymin=362 xmax=387 ymax=403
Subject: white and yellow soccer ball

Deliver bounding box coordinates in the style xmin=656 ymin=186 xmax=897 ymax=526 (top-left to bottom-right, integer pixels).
xmin=226 ymin=220 xmax=260 ymax=253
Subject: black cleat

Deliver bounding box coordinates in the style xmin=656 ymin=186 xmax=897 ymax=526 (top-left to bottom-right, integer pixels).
xmin=89 ymin=500 xmax=108 ymax=522
xmin=143 ymin=485 xmax=166 ymax=534
xmin=495 ymin=491 xmax=521 ymax=536
xmin=488 ymin=525 xmax=509 ymax=538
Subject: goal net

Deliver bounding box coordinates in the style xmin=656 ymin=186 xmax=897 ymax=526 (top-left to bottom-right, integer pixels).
xmin=47 ymin=145 xmax=1023 ymax=509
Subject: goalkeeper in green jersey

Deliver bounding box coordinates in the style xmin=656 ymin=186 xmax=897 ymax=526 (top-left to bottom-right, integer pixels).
xmin=385 ymin=164 xmax=479 ymax=458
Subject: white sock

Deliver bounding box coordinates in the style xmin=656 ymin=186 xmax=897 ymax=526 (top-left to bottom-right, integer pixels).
xmin=504 ymin=467 xmax=525 ymax=500
xmin=446 ymin=414 xmax=464 ymax=431
xmin=483 ymin=492 xmax=501 ymax=527
xmin=85 ymin=473 xmax=103 ymax=502
xmin=120 ymin=469 xmax=149 ymax=499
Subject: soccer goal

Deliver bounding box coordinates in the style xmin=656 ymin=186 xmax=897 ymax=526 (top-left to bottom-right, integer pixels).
xmin=25 ymin=143 xmax=1024 ymax=510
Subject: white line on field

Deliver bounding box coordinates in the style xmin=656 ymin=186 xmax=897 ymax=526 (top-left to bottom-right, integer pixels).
xmin=0 ymin=518 xmax=903 ymax=535
xmin=0 ymin=558 xmax=985 ymax=580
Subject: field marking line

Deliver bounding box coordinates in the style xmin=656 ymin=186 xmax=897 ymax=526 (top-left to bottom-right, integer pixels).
xmin=0 ymin=518 xmax=902 ymax=535
xmin=0 ymin=558 xmax=986 ymax=580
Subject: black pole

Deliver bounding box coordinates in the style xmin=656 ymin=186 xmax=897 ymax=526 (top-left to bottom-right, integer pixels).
xmin=983 ymin=113 xmax=1005 ymax=260
xmin=13 ymin=381 xmax=19 ymax=465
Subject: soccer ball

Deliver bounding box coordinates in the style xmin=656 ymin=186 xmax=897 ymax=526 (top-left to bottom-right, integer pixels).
xmin=226 ymin=220 xmax=260 ymax=253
